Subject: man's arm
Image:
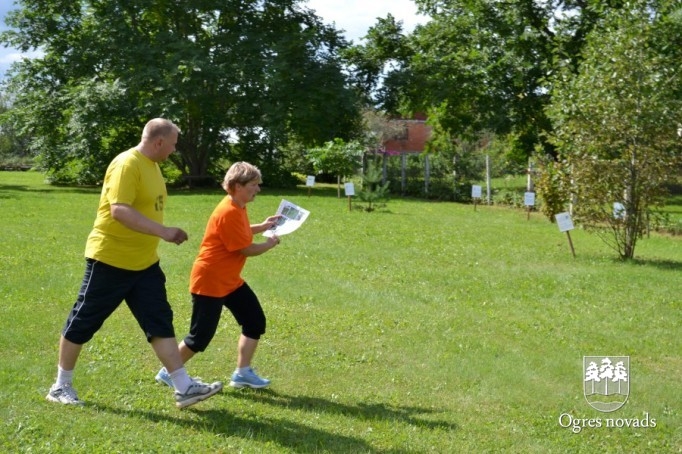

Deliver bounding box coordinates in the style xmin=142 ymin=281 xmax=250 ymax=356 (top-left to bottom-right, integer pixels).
xmin=111 ymin=203 xmax=188 ymax=245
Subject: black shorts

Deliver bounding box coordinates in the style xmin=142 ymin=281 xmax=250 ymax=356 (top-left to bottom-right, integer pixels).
xmin=183 ymin=283 xmax=266 ymax=353
xmin=62 ymin=259 xmax=175 ymax=344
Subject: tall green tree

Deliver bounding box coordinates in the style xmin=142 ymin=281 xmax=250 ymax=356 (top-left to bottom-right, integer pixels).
xmin=347 ymin=1 xmax=627 ymax=165
xmin=547 ymin=1 xmax=682 ymax=259
xmin=0 ymin=92 xmax=30 ymax=164
xmin=1 ymin=0 xmax=361 ymax=185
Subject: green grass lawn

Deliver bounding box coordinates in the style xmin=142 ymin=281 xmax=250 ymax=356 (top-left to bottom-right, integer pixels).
xmin=1 ymin=171 xmax=680 ymax=453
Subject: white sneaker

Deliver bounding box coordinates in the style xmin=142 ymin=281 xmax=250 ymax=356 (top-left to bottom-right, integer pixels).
xmin=174 ymin=379 xmax=223 ymax=409
xmin=46 ymin=383 xmax=84 ymax=405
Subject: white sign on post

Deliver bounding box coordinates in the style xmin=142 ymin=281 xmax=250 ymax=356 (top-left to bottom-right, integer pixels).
xmin=471 ymin=185 xmax=482 ymax=198
xmin=555 ymin=212 xmax=574 ymax=232
xmin=524 ymin=192 xmax=536 ymax=206
xmin=344 ymin=182 xmax=355 ymax=196
xmin=306 ymin=175 xmax=315 ymax=187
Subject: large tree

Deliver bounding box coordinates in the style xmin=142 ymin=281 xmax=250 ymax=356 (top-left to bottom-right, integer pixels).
xmin=0 ymin=92 xmax=29 ymax=164
xmin=547 ymin=1 xmax=682 ymax=259
xmin=346 ymin=1 xmax=625 ymax=165
xmin=1 ymin=0 xmax=362 ymax=185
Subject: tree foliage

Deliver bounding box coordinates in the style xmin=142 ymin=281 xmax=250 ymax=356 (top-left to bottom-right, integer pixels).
xmin=347 ymin=0 xmax=634 ymax=166
xmin=306 ymin=138 xmax=364 ymax=197
xmin=360 ymin=108 xmax=406 ymax=152
xmin=0 ymin=93 xmax=30 ymax=165
xmin=357 ymin=159 xmax=390 ymax=212
xmin=533 ymin=151 xmax=570 ymax=222
xmin=1 ymin=0 xmax=362 ymax=185
xmin=547 ymin=1 xmax=682 ymax=259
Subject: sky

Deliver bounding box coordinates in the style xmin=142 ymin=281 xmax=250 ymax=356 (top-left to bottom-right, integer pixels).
xmin=0 ymin=0 xmax=429 ymax=80
xmin=305 ymin=0 xmax=429 ymax=42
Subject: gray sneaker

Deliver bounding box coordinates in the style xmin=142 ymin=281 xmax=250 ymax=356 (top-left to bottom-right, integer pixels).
xmin=46 ymin=383 xmax=84 ymax=405
xmin=174 ymin=379 xmax=223 ymax=409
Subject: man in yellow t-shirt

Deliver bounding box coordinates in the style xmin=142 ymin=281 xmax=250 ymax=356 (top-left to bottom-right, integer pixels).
xmin=85 ymin=145 xmax=168 ymax=270
xmin=46 ymin=118 xmax=222 ymax=409
xmin=154 ymin=162 xmax=281 ymax=390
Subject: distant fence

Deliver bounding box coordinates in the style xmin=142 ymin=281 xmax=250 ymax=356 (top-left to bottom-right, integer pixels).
xmin=368 ymin=151 xmax=468 ymax=201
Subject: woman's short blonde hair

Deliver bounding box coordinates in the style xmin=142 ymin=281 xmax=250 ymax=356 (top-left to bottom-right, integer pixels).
xmin=222 ymin=162 xmax=262 ymax=194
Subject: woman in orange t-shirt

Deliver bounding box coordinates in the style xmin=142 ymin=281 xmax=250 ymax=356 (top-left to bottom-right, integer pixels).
xmin=155 ymin=162 xmax=281 ymax=389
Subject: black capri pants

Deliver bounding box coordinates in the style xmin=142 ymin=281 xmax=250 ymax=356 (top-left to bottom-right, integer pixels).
xmin=183 ymin=282 xmax=266 ymax=353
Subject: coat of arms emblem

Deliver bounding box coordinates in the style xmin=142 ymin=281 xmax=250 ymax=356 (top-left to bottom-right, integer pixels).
xmin=583 ymin=356 xmax=629 ymax=412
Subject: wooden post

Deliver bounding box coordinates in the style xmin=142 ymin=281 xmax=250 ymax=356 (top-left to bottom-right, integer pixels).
xmin=401 ymin=152 xmax=407 ymax=196
xmin=524 ymin=191 xmax=535 ymax=221
xmin=566 ymin=231 xmax=576 ymax=258
xmin=485 ymin=154 xmax=491 ymax=205
xmin=526 ymin=158 xmax=534 ymax=192
xmin=344 ymin=182 xmax=355 ymax=211
xmin=555 ymin=212 xmax=576 ymax=257
xmin=305 ymin=176 xmax=315 ymax=198
xmin=472 ymin=185 xmax=482 ymax=211
xmin=424 ymin=154 xmax=430 ymax=196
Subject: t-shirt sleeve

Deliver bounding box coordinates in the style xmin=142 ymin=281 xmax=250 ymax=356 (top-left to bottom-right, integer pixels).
xmin=105 ymin=161 xmax=138 ymax=206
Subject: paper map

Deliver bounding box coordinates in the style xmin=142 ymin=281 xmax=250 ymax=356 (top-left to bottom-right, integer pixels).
xmin=263 ymin=199 xmax=310 ymax=237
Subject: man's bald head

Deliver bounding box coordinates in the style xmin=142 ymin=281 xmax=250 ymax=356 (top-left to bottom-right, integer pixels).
xmin=141 ymin=118 xmax=180 ymax=143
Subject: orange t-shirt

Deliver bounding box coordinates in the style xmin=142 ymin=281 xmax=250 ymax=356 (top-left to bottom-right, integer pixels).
xmin=190 ymin=196 xmax=252 ymax=297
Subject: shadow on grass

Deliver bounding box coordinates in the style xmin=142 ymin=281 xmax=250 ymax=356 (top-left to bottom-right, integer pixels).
xmin=631 ymin=258 xmax=682 ymax=270
xmin=90 ymin=400 xmax=411 ymax=453
xmin=231 ymin=388 xmax=458 ymax=433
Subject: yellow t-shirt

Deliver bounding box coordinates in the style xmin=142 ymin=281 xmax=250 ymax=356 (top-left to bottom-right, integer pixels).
xmin=85 ymin=148 xmax=166 ymax=270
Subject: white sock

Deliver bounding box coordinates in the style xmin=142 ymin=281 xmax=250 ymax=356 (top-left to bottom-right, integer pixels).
xmin=236 ymin=366 xmax=251 ymax=375
xmin=169 ymin=367 xmax=193 ymax=394
xmin=55 ymin=366 xmax=74 ymax=388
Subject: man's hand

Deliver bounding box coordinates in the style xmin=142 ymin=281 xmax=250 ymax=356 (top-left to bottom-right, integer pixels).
xmin=112 ymin=203 xmax=187 ymax=244
xmin=163 ymin=227 xmax=188 ymax=245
